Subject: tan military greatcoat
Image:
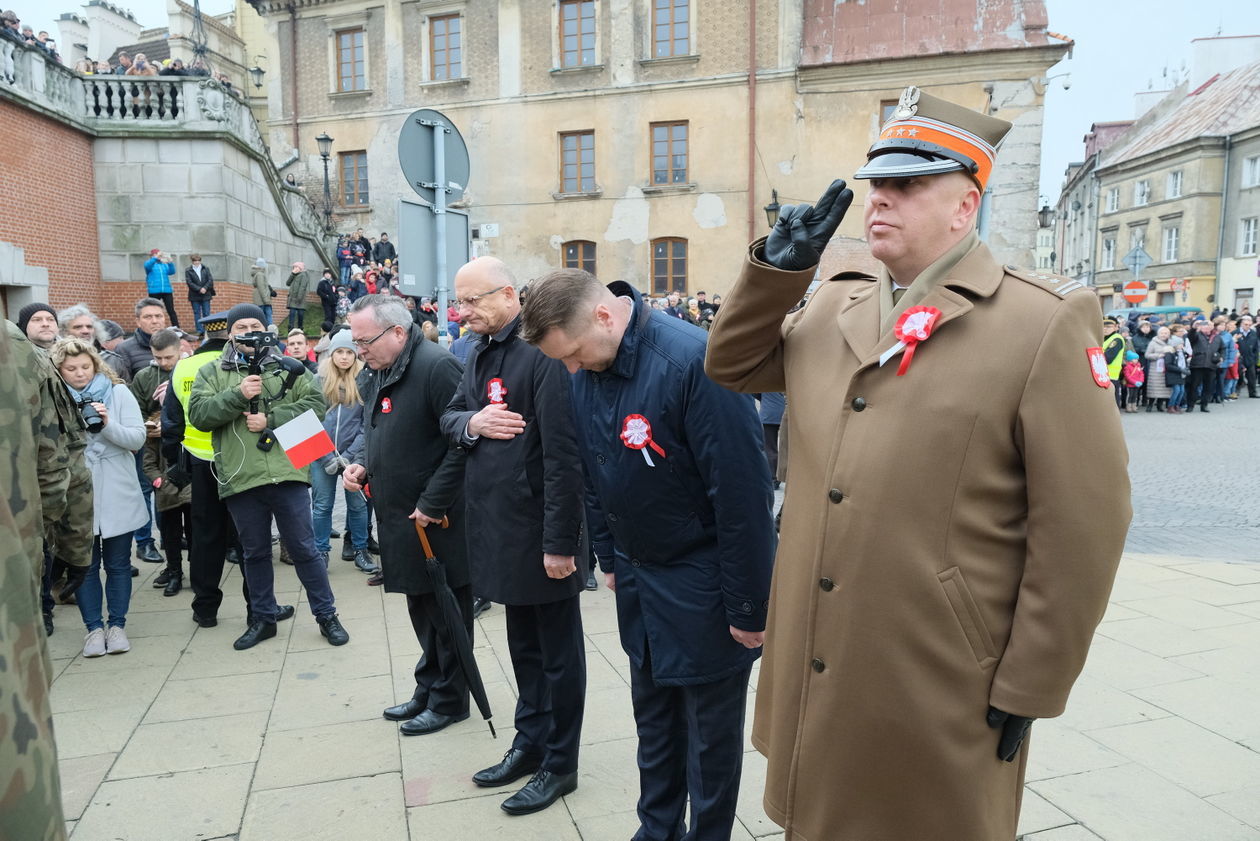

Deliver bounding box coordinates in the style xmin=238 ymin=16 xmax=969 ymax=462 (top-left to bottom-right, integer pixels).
xmin=705 ymin=239 xmax=1131 ymax=841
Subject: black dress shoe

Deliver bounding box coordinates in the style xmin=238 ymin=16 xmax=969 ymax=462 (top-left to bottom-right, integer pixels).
xmin=383 ymin=698 xmax=426 ymax=721
xmin=43 ymin=613 xmax=53 ymax=636
xmin=341 ymin=541 xmax=355 ymax=562
xmin=399 ymin=709 xmax=469 ymax=736
xmin=367 ymin=572 xmax=383 ymax=586
xmin=473 ymin=748 xmax=543 ymax=788
xmin=131 ymin=565 xmax=140 ymax=577
xmin=472 ymin=597 xmax=491 ymax=618
xmin=233 ymin=621 xmax=277 ymax=650
xmin=277 ymin=604 xmax=295 ymax=622
xmin=225 ymin=547 xmax=242 ymax=565
xmin=584 ymin=571 xmax=598 ymax=591
xmin=367 ymin=534 xmax=380 ymax=555
xmin=317 ymin=613 xmax=350 ymax=646
xmin=154 ymin=568 xmax=173 ymax=587
xmin=329 ymin=529 xmax=341 ymax=539
xmin=193 ymin=613 xmax=218 ymax=628
xmin=500 ymin=769 xmax=578 ymax=815
xmin=137 ymin=543 xmax=164 ymax=563
xmin=163 ymin=574 xmax=183 ymax=597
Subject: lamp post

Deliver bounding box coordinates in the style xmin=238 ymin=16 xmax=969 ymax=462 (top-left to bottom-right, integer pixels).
xmin=764 ymin=189 xmax=781 ymax=228
xmin=1037 ymin=204 xmax=1055 ymax=229
xmin=248 ymin=64 xmax=265 ymax=89
xmin=316 ymin=132 xmax=334 ymax=234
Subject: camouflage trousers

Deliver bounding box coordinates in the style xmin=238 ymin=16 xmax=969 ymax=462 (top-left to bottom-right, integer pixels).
xmin=45 ymin=459 xmax=93 ymax=571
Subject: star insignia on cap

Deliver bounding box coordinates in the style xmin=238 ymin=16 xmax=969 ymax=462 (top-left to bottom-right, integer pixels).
xmin=907 ymin=128 xmax=918 ymax=137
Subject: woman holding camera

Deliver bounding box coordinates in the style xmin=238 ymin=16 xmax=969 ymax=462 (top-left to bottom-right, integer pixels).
xmin=310 ymin=330 xmax=376 ymax=574
xmin=51 ymin=339 xmax=148 ymax=657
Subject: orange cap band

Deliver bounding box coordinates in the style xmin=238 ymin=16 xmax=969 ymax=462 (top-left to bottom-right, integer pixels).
xmin=876 ymin=116 xmax=997 ymax=189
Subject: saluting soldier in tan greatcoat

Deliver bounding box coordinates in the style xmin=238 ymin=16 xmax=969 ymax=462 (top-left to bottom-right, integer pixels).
xmin=706 ymin=87 xmax=1132 ymax=841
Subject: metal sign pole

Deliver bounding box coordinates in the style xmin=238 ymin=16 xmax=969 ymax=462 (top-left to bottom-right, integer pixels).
xmin=433 ymin=121 xmax=449 ymax=348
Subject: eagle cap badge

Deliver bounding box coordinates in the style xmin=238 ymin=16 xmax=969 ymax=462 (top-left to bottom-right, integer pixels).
xmin=893 ymin=86 xmax=921 ymax=119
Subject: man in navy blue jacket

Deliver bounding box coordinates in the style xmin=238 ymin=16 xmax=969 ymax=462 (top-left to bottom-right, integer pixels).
xmin=521 ymin=268 xmax=775 ymax=841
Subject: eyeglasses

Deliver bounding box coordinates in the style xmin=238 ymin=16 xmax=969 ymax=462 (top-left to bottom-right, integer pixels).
xmin=352 ymin=326 xmax=397 ymax=347
xmin=454 ymin=286 xmax=507 ymax=309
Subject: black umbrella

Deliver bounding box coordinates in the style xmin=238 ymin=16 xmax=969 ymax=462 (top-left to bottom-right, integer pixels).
xmin=414 ymin=518 xmax=496 ymax=738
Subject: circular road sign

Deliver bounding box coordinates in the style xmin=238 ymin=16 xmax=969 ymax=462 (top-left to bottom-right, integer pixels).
xmin=1123 ymin=280 xmax=1148 ymax=304
xmin=398 ymin=109 xmax=470 ymax=206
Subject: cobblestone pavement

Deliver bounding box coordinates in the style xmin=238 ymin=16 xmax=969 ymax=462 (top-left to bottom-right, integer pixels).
xmin=49 ymin=398 xmax=1260 ymax=840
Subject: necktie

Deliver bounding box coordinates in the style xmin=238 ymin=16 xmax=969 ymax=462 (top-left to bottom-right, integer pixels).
xmin=891 ymin=287 xmax=907 ymax=306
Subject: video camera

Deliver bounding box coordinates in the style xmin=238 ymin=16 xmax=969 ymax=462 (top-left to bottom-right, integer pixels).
xmin=76 ymin=399 xmax=105 ymax=434
xmin=234 ymin=330 xmax=280 ymax=376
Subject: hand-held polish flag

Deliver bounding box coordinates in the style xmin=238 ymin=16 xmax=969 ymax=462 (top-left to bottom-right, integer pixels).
xmin=272 ymin=409 xmax=335 ymax=469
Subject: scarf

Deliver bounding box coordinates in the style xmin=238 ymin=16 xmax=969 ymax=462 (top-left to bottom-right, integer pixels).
xmin=65 ymin=372 xmax=113 ymax=404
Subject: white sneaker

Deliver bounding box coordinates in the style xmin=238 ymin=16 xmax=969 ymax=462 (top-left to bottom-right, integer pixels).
xmin=82 ymin=629 xmax=106 ymax=658
xmin=105 ymin=626 xmax=131 ymax=654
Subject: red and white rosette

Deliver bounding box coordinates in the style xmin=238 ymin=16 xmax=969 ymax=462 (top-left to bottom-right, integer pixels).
xmin=486 ymin=377 xmax=508 ymax=405
xmin=878 ymin=305 xmax=943 ymax=376
xmin=620 ymin=414 xmax=667 ymax=467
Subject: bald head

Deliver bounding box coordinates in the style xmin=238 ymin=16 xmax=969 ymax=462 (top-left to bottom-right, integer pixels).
xmin=454 ymin=257 xmax=520 ymax=336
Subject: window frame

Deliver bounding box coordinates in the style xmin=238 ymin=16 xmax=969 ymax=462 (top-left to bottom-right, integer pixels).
xmin=650 ymin=236 xmax=687 ymax=296
xmin=1243 ymin=156 xmax=1260 ymax=189
xmin=650 ymin=120 xmax=689 ymax=185
xmin=1242 ymin=217 xmax=1258 ymax=257
xmin=1162 ymin=225 xmax=1179 ymax=263
xmin=334 ymin=27 xmax=366 ymax=93
xmin=562 ymin=240 xmax=597 ymax=274
xmin=559 ymin=130 xmax=596 ymax=194
xmin=428 ymin=13 xmax=462 ymax=81
xmin=1102 ymin=237 xmax=1117 ymax=270
xmin=651 ymin=0 xmax=689 ymax=59
xmin=1134 ymin=180 xmax=1150 ymax=207
xmin=1106 ymin=187 xmax=1119 ymax=213
xmin=1166 ymin=170 xmax=1183 ymax=199
xmin=558 ymin=0 xmax=597 ymax=68
xmin=339 ymin=150 xmax=369 ymax=207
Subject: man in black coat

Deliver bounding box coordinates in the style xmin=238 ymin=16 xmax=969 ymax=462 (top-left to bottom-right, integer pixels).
xmin=185 ymin=254 xmax=216 ymax=328
xmin=373 ymin=232 xmax=397 ymax=264
xmin=1186 ymin=318 xmax=1223 ymax=412
xmin=342 ymin=294 xmax=472 ymax=736
xmin=439 ymin=257 xmax=587 ymax=816
xmin=1237 ymin=315 xmax=1259 ymax=398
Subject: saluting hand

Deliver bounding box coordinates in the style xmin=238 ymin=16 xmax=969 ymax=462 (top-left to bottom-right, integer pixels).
xmin=467 ymin=402 xmax=526 ymax=440
xmin=764 ymin=178 xmax=854 ymax=272
xmin=543 ymin=553 xmax=577 ymax=579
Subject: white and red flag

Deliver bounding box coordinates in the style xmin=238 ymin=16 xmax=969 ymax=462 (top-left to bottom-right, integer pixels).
xmin=273 ymin=409 xmax=335 ymax=469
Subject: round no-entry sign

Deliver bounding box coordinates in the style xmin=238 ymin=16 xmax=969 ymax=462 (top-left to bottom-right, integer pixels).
xmin=1123 ymin=280 xmax=1148 ymax=304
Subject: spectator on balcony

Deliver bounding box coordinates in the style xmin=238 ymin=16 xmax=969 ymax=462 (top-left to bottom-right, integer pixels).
xmin=41 ymin=36 xmax=60 ymax=63
xmin=95 ymin=59 xmax=110 ymax=73
xmin=185 ymin=254 xmax=216 ymax=326
xmin=113 ymin=52 xmax=131 ymax=74
xmin=126 ymin=53 xmax=158 ymax=77
xmin=188 ymin=57 xmax=209 ymax=77
xmin=160 ymin=58 xmax=186 ymax=77
xmin=144 ymin=249 xmax=179 ymax=326
xmin=1 ymin=11 xmax=21 ymax=85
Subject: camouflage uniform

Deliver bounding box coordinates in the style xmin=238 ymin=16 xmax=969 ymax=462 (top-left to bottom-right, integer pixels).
xmin=0 ymin=321 xmax=68 ymax=841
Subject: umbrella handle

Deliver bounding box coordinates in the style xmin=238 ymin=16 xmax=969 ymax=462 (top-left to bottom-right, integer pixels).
xmin=413 ymin=516 xmax=450 ymax=558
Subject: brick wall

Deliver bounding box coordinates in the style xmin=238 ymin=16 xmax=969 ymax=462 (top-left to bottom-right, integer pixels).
xmin=96 ymin=281 xmax=320 ymax=334
xmin=0 ymin=99 xmax=101 ymax=314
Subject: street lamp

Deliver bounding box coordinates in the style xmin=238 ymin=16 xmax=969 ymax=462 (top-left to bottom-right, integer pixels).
xmin=764 ymin=189 xmax=781 ymax=228
xmin=248 ymin=64 xmax=265 ymax=89
xmin=316 ymin=132 xmax=334 ymax=233
xmin=1038 ymin=204 xmax=1055 ymax=228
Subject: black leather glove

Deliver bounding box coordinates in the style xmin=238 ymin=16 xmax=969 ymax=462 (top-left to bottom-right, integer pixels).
xmin=986 ymin=706 xmax=1035 ymax=762
xmin=763 ymin=179 xmax=854 ymax=271
xmin=59 ymin=564 xmax=89 ymax=600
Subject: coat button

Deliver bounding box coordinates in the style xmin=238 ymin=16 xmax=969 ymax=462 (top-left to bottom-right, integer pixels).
xmin=811 ymin=658 xmax=826 ymax=673
xmin=819 ymin=577 xmax=834 ymax=591
xmin=742 ymin=601 xmax=752 ymax=613
xmin=828 ymin=488 xmax=844 ymax=504
xmin=631 ymin=558 xmax=641 ymax=567
xmin=607 ymin=513 xmax=618 ymax=522
xmin=597 ymin=454 xmax=606 ymax=465
xmin=851 ymin=397 xmax=867 ymax=412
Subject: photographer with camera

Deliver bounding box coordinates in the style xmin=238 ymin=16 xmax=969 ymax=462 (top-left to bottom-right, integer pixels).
xmin=188 ymin=304 xmax=349 ymax=651
xmin=51 ymin=339 xmax=147 ymax=658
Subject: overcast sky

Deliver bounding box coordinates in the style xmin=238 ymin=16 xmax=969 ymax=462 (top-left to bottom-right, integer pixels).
xmin=29 ymin=0 xmax=1260 ymax=206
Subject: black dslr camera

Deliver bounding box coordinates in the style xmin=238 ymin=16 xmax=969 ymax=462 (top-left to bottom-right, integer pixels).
xmin=77 ymin=399 xmax=105 ymax=434
xmin=234 ymin=330 xmax=280 ymax=374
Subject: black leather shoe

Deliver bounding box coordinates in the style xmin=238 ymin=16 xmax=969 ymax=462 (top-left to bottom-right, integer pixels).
xmin=277 ymin=604 xmax=295 ymax=622
xmin=341 ymin=541 xmax=355 ymax=561
xmin=367 ymin=572 xmax=383 ymax=586
xmin=500 ymin=769 xmax=578 ymax=815
xmin=233 ymin=621 xmax=277 ymax=650
xmin=329 ymin=529 xmax=341 ymax=539
xmin=472 ymin=597 xmax=491 ymax=618
xmin=43 ymin=613 xmax=53 ymax=636
xmin=163 ymin=574 xmax=183 ymax=597
xmin=473 ymin=748 xmax=543 ymax=788
xmin=137 ymin=543 xmax=164 ymax=563
xmin=193 ymin=613 xmax=217 ymax=628
xmin=317 ymin=613 xmax=350 ymax=646
xmin=383 ymin=698 xmax=426 ymax=721
xmin=399 ymin=709 xmax=469 ymax=736
xmin=353 ymin=549 xmax=380 ymax=575
xmin=131 ymin=565 xmax=140 ymax=577
xmin=225 ymin=546 xmax=242 ymax=565
xmin=584 ymin=571 xmax=597 ymax=591
xmin=367 ymin=534 xmax=380 ymax=555
xmin=154 ymin=568 xmax=173 ymax=587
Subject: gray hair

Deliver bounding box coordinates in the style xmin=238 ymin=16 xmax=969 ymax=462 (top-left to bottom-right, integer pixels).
xmin=135 ymin=297 xmax=164 ymax=316
xmin=350 ymin=294 xmax=412 ymax=330
xmin=57 ymin=303 xmax=96 ymax=330
xmin=94 ymin=319 xmax=125 ymax=344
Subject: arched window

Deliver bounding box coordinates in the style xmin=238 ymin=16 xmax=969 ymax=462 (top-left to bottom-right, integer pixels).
xmin=651 ymin=237 xmax=687 ymax=295
xmin=562 ymin=240 xmax=596 ymax=274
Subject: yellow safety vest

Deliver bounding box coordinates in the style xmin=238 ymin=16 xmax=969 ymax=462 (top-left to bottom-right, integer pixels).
xmin=1103 ymin=333 xmax=1126 ymax=381
xmin=171 ymin=350 xmax=221 ymax=461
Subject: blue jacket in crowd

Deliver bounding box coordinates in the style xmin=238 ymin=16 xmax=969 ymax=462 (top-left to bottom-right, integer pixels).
xmin=143 ymin=256 xmax=176 ymax=295
xmin=571 ymin=282 xmax=776 ymax=686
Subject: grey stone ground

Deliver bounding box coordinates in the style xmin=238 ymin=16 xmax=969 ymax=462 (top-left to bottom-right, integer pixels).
xmin=50 ymin=397 xmax=1260 ymax=840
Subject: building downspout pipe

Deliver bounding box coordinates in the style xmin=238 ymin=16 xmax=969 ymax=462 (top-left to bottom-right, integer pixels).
xmin=746 ymin=0 xmax=757 ymax=242
xmin=1213 ymin=136 xmax=1232 ymax=307
xmin=289 ymin=3 xmax=299 ymax=153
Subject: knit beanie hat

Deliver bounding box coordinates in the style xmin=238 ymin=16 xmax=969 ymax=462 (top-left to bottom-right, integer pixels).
xmin=226 ymin=303 xmax=267 ymax=330
xmin=17 ymin=302 xmax=55 ymax=335
xmin=327 ymin=330 xmax=358 ymax=354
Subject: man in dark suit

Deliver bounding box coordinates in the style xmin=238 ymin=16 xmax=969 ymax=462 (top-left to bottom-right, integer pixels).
xmin=1237 ymin=315 xmax=1259 ymax=397
xmin=439 ymin=257 xmax=587 ymax=816
xmin=342 ymin=294 xmax=471 ymax=736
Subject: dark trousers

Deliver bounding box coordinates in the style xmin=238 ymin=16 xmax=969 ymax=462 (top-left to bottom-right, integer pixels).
xmin=134 ymin=450 xmax=155 ymax=547
xmin=629 ymin=652 xmax=751 ymax=841
xmin=158 ymin=503 xmax=192 ymax=574
xmin=1188 ymin=367 xmax=1215 ymax=409
xmin=762 ymin=423 xmax=780 ymax=479
xmin=288 ymin=308 xmax=305 ymax=330
xmin=406 ymin=586 xmax=473 ymax=716
xmin=153 ymin=291 xmax=179 ymax=327
xmin=322 ymin=301 xmax=337 ymax=326
xmin=225 ymin=481 xmax=336 ymax=624
xmin=505 ymin=595 xmax=587 ymax=774
xmin=190 ymin=299 xmax=211 ymax=326
xmin=1244 ymin=362 xmax=1258 ymax=397
xmin=188 ymin=457 xmax=248 ymax=619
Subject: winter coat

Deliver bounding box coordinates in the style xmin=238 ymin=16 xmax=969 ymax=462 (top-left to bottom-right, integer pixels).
xmin=250 ymin=266 xmax=271 ymax=307
xmin=317 ymin=277 xmax=338 ymax=308
xmin=1237 ymin=328 xmax=1259 ymax=367
xmin=142 ymin=437 xmax=191 ymax=511
xmin=286 ymin=270 xmax=310 ymax=309
xmin=1187 ymin=329 xmax=1223 ymax=369
xmin=83 ymin=381 xmax=148 ymax=538
xmin=357 ymin=323 xmax=468 ymax=595
xmin=373 ymin=239 xmax=397 ymax=264
xmin=439 ymin=315 xmax=585 ymax=606
xmin=705 ymin=239 xmax=1130 ymax=841
xmin=573 ymin=282 xmax=775 ymax=686
xmin=347 ymin=278 xmax=368 ymax=302
xmin=143 ymin=256 xmax=175 ymax=294
xmin=129 ymin=362 xmax=172 ymax=417
xmin=1218 ymin=330 xmax=1237 ymax=368
xmin=116 ymin=329 xmax=155 ymax=378
xmin=1144 ymin=336 xmax=1173 ymax=400
xmin=184 ymin=264 xmax=216 ymax=302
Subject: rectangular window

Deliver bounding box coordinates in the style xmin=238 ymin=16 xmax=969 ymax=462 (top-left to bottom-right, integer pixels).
xmin=651 ymin=121 xmax=688 ymax=184
xmin=652 ymin=0 xmax=689 ymax=58
xmin=1130 ymin=227 xmax=1145 ymax=251
xmin=1106 ymin=187 xmax=1119 ymax=213
xmin=1162 ymin=226 xmax=1179 ymax=262
xmin=559 ymin=0 xmax=596 ymax=67
xmin=1102 ymin=237 xmax=1116 ymax=270
xmin=560 ymin=130 xmax=596 ymax=193
xmin=1134 ymin=180 xmax=1150 ymax=206
xmin=429 ymin=14 xmax=461 ymax=80
xmin=339 ymin=151 xmax=369 ymax=205
xmin=1236 ymin=288 xmax=1254 ymax=312
xmin=651 ymin=237 xmax=687 ymax=295
xmin=1167 ymin=170 xmax=1183 ymax=198
xmin=1243 ymin=156 xmax=1260 ymax=188
xmin=562 ymin=240 xmax=596 ymax=274
xmin=1242 ymin=217 xmax=1258 ymax=256
xmin=880 ymin=99 xmax=898 ymax=125
xmin=336 ymin=28 xmax=366 ymax=92
xmin=1158 ymin=291 xmax=1175 ymax=307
